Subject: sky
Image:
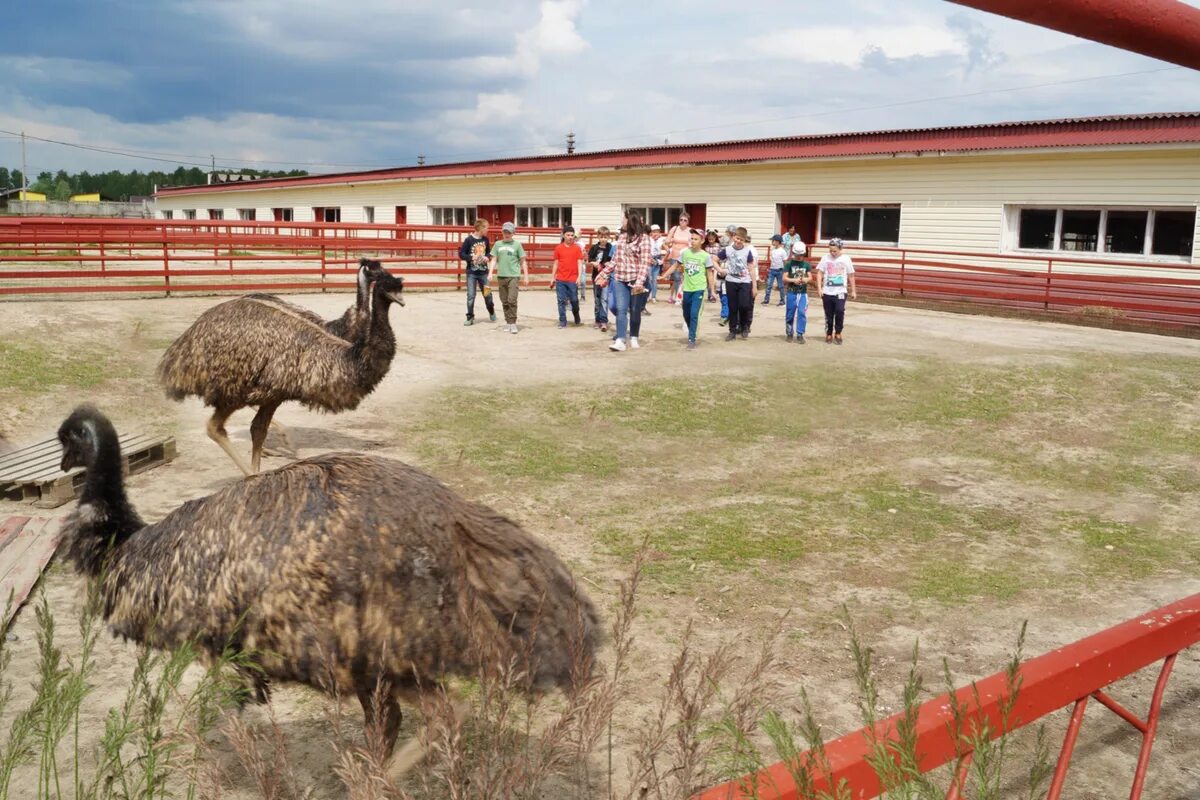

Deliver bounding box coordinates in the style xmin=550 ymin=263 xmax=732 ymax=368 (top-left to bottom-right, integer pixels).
xmin=2 ymin=0 xmax=1200 ymax=177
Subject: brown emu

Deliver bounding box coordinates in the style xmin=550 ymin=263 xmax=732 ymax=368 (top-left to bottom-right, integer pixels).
xmin=248 ymin=257 xmax=388 ymax=341
xmin=57 ymin=405 xmax=600 ymax=769
xmin=157 ymin=271 xmax=405 ymax=475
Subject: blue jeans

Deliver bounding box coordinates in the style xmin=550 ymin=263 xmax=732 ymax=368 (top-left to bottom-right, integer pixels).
xmin=593 ymin=278 xmax=609 ymax=324
xmin=610 ymin=279 xmax=647 ymax=341
xmin=670 ymin=268 xmax=682 ymax=300
xmin=555 ymin=280 xmax=581 ymax=324
xmin=465 ymin=269 xmax=495 ymax=320
xmin=785 ymin=292 xmax=808 ymax=336
xmin=681 ymin=290 xmax=705 ymax=342
xmin=648 ymin=263 xmax=661 ymax=301
xmin=720 ymin=290 xmax=729 ymax=319
xmin=764 ymin=268 xmax=784 ymax=304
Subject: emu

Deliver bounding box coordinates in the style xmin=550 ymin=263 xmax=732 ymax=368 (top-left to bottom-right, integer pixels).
xmin=157 ymin=271 xmax=405 ymax=475
xmin=57 ymin=405 xmax=600 ymax=771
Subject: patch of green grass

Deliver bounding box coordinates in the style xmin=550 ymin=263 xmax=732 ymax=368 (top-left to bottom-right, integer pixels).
xmin=418 ymin=430 xmax=617 ymax=482
xmin=0 ymin=340 xmax=111 ymax=393
xmin=909 ymin=561 xmax=1025 ymax=602
xmin=1064 ymin=515 xmax=1183 ymax=579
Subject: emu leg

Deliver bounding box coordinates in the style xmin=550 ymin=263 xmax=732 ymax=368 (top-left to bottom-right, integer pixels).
xmin=249 ymin=402 xmax=282 ymax=474
xmin=386 ymin=694 xmax=468 ymax=778
xmin=206 ymin=406 xmax=254 ymax=477
xmin=357 ymin=684 xmax=403 ymax=756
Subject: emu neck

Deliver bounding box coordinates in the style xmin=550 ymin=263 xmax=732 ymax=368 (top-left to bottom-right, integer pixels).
xmin=350 ymin=291 xmax=396 ymax=380
xmin=70 ymin=439 xmax=143 ymax=577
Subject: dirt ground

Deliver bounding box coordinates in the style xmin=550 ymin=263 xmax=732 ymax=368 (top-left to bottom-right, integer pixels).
xmin=1 ymin=287 xmax=1199 ymax=799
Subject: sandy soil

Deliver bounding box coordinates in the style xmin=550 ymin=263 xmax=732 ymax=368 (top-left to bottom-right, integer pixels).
xmin=1 ymin=289 xmax=1198 ymax=799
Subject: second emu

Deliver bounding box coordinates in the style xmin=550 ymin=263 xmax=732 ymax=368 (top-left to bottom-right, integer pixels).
xmin=57 ymin=405 xmax=601 ymax=770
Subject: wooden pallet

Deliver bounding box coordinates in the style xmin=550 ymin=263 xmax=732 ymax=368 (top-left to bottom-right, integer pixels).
xmin=0 ymin=516 xmax=62 ymax=628
xmin=0 ymin=432 xmax=176 ymax=508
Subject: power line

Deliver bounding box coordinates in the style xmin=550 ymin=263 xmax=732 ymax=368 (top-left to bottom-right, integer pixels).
xmin=0 ymin=127 xmax=397 ymax=170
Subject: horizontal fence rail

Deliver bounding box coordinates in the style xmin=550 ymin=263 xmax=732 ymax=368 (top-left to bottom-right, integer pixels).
xmin=1 ymin=217 xmax=1197 ymax=329
xmin=695 ymin=593 xmax=1200 ymax=800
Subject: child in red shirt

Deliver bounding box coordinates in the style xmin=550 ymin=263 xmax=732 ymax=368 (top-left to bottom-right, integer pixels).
xmin=552 ymin=227 xmax=586 ymax=327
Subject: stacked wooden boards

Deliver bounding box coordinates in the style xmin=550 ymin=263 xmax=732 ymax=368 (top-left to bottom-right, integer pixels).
xmin=0 ymin=432 xmax=176 ymax=508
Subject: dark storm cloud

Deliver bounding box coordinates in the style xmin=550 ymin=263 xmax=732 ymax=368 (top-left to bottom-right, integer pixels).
xmin=0 ymin=1 xmax=514 ymax=124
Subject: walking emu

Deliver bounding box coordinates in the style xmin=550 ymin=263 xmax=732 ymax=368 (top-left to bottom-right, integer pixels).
xmin=157 ymin=271 xmax=405 ymax=475
xmin=57 ymin=405 xmax=600 ymax=769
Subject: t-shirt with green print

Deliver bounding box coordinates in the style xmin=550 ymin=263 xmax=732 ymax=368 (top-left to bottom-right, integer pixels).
xmin=492 ymin=239 xmax=526 ymax=278
xmin=678 ymin=247 xmax=714 ymax=293
xmin=784 ymin=258 xmax=813 ymax=294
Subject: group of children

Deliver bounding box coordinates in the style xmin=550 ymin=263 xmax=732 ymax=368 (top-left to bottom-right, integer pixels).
xmin=459 ymin=217 xmax=857 ymax=347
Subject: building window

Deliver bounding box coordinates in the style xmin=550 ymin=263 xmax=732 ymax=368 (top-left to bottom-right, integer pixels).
xmin=273 ymin=207 xmax=294 ymax=222
xmin=1012 ymin=207 xmax=1195 ymax=259
xmin=161 ymin=210 xmax=173 ymax=220
xmin=364 ymin=206 xmax=375 ymax=224
xmin=208 ymin=208 xmax=225 ymax=220
xmin=516 ymin=206 xmax=572 ymax=228
xmin=314 ymin=207 xmax=341 ymax=223
xmin=238 ymin=208 xmax=256 ymax=221
xmin=623 ymin=205 xmax=682 ymax=231
xmin=818 ymin=206 xmax=900 ymax=244
xmin=183 ymin=209 xmax=196 ymax=220
xmin=430 ymin=206 xmax=475 ymax=226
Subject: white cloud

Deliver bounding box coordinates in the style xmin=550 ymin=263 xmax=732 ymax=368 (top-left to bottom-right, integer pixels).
xmin=750 ymin=24 xmax=962 ymax=67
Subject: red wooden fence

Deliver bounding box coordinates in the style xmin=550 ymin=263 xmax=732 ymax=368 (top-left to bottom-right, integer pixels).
xmin=1 ymin=218 xmax=1197 ymax=330
xmin=695 ymin=592 xmax=1200 ymax=800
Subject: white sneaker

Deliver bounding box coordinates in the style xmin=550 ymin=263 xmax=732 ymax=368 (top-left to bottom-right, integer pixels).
xmin=609 ymin=338 xmax=627 ymax=352
xmin=630 ymin=337 xmax=640 ymax=349
xmin=510 ymin=324 xmax=519 ymax=334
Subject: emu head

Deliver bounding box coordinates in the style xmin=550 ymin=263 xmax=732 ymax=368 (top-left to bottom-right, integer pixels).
xmin=58 ymin=404 xmax=112 ymax=472
xmin=374 ymin=273 xmax=405 ymax=307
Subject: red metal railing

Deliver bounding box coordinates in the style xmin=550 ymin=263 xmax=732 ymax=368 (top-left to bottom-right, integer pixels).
xmin=1 ymin=218 xmax=1197 ymax=329
xmin=695 ymin=593 xmax=1200 ymax=800
xmin=0 ymin=217 xmax=582 ymax=296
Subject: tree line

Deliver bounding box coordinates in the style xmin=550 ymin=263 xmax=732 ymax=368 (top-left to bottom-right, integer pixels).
xmin=0 ymin=166 xmax=308 ymax=202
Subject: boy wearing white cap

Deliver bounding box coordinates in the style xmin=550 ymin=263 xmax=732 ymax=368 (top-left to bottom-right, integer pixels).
xmin=782 ymin=240 xmax=814 ymax=342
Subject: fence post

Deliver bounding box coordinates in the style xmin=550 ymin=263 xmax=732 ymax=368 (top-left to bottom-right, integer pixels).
xmin=98 ymin=228 xmax=106 ymax=273
xmin=899 ymin=249 xmax=907 ymax=296
xmin=1044 ymin=259 xmax=1054 ymax=311
xmin=162 ymin=235 xmax=171 ymax=298
xmin=321 ymin=245 xmax=328 ymax=292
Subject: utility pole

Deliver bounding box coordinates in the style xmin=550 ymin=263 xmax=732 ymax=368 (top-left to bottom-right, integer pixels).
xmin=20 ymin=131 xmax=28 ymax=198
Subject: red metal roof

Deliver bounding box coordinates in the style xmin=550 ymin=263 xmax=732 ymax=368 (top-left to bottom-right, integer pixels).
xmin=156 ymin=112 xmax=1200 ymax=196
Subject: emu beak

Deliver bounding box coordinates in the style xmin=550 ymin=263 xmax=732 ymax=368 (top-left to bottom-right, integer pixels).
xmin=388 ymin=291 xmax=405 ymax=307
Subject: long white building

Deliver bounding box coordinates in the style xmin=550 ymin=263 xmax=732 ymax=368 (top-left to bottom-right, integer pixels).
xmin=154 ymin=112 xmax=1199 ymax=269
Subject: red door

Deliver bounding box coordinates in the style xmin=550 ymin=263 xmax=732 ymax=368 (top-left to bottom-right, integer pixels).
xmin=684 ymin=203 xmax=707 ymax=230
xmin=476 ymin=205 xmax=501 ymax=228
xmin=778 ymin=204 xmax=818 ymax=244
xmin=394 ymin=205 xmax=407 ymax=239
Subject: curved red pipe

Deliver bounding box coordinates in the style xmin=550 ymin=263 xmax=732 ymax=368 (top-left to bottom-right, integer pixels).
xmin=948 ymin=0 xmax=1200 ymax=70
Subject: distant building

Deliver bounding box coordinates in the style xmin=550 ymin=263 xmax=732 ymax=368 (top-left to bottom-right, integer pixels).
xmin=0 ymin=188 xmax=47 ymax=210
xmin=69 ymin=193 xmax=118 ymax=203
xmin=154 ymin=112 xmax=1200 ymax=268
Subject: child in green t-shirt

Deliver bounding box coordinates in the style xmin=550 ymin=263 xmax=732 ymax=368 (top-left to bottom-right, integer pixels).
xmin=661 ymin=229 xmax=716 ymax=350
xmin=782 ymin=240 xmax=814 ymax=343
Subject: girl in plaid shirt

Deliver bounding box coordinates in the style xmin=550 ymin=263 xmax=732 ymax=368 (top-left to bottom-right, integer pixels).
xmin=596 ymin=212 xmax=652 ymax=352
